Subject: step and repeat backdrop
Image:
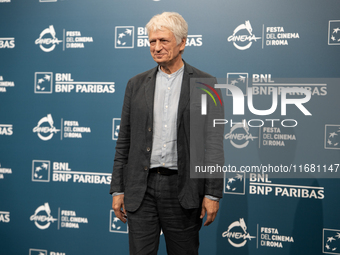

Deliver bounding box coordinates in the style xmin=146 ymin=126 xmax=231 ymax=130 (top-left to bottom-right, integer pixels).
xmin=1 ymin=0 xmax=340 ymax=254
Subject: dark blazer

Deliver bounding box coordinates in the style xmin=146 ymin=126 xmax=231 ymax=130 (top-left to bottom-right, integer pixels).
xmin=110 ymin=62 xmax=224 ymax=212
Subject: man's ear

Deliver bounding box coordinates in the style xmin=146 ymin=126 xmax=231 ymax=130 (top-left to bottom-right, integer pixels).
xmin=179 ymin=38 xmax=186 ymax=52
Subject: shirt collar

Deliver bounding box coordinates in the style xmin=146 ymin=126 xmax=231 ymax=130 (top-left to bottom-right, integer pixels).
xmin=157 ymin=64 xmax=184 ymax=79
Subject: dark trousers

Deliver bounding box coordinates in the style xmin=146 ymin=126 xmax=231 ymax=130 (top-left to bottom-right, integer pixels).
xmin=127 ymin=172 xmax=202 ymax=255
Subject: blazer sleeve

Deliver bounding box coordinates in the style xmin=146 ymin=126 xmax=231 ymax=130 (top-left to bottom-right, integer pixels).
xmin=204 ymin=78 xmax=225 ymax=198
xmin=109 ymin=80 xmax=132 ymax=194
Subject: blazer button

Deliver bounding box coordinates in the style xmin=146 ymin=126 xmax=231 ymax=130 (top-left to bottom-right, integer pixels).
xmin=146 ymin=147 xmax=150 ymax=152
xmin=144 ymin=166 xmax=148 ymax=171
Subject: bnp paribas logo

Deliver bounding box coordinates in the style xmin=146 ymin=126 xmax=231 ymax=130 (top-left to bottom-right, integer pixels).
xmin=115 ymin=26 xmax=134 ymax=49
xmin=328 ymin=20 xmax=340 ymax=45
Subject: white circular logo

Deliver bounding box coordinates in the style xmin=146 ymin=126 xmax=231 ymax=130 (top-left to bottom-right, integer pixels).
xmin=222 ymin=218 xmax=255 ymax=247
xmin=35 ymin=25 xmax=62 ymax=52
xmin=228 ymin=21 xmax=261 ymax=50
xmin=30 ymin=203 xmax=57 ymax=230
xmin=33 ymin=114 xmax=60 ymax=141
xmin=224 ymin=121 xmax=258 ymax=148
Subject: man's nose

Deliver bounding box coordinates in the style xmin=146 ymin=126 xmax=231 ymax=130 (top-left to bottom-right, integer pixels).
xmin=155 ymin=40 xmax=162 ymax=51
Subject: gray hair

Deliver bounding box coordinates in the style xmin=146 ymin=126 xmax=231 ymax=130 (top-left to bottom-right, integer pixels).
xmin=146 ymin=12 xmax=188 ymax=45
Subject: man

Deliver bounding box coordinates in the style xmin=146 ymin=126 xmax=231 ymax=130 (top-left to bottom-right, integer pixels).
xmin=110 ymin=12 xmax=224 ymax=255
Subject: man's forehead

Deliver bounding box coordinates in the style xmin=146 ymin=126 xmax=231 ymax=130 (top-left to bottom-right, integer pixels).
xmin=148 ymin=28 xmax=174 ymax=38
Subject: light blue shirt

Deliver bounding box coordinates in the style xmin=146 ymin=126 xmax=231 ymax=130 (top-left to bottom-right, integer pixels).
xmin=150 ymin=65 xmax=184 ymax=169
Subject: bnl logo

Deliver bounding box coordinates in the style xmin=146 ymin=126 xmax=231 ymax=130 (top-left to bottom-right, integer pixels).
xmin=35 ymin=72 xmax=53 ymax=94
xmin=328 ymin=20 xmax=340 ymax=45
xmin=324 ymin=125 xmax=340 ymax=150
xmin=32 ymin=160 xmax=50 ymax=182
xmin=224 ymin=172 xmax=246 ymax=195
xmin=112 ymin=118 xmax=121 ymax=140
xmin=29 ymin=249 xmax=47 ymax=255
xmin=109 ymin=210 xmax=128 ymax=233
xmin=323 ymin=228 xmax=340 ymax=254
xmin=115 ymin=26 xmax=134 ymax=48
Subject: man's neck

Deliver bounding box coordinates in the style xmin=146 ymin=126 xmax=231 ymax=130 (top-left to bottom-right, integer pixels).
xmin=160 ymin=58 xmax=184 ymax=74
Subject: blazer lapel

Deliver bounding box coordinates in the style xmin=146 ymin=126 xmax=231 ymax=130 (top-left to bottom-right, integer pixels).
xmin=144 ymin=67 xmax=158 ymax=124
xmin=177 ymin=62 xmax=193 ymax=128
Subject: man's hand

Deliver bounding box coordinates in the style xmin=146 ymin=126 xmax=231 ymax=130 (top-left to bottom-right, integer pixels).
xmin=200 ymin=197 xmax=219 ymax=226
xmin=112 ymin=194 xmax=127 ymax=223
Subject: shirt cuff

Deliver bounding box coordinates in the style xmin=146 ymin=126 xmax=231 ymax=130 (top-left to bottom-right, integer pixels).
xmin=205 ymin=195 xmax=220 ymax=202
xmin=112 ymin=192 xmax=124 ymax=197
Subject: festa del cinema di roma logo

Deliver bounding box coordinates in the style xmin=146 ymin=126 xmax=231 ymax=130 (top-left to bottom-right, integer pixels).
xmin=33 ymin=114 xmax=60 ymax=141
xmin=30 ymin=203 xmax=57 ymax=230
xmin=222 ymin=218 xmax=255 ymax=247
xmin=35 ymin=25 xmax=62 ymax=52
xmin=228 ymin=21 xmax=261 ymax=50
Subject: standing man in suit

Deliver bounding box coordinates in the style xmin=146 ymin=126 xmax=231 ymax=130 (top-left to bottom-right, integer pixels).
xmin=110 ymin=12 xmax=224 ymax=255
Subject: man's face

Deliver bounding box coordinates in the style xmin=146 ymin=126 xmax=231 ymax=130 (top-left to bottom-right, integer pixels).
xmin=149 ymin=28 xmax=185 ymax=68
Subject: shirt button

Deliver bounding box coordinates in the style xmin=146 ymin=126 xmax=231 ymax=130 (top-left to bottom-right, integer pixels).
xmin=164 ymin=125 xmax=167 ymax=128
xmin=162 ymin=163 xmax=165 ymax=166
xmin=168 ymin=87 xmax=170 ymax=90
xmin=148 ymin=127 xmax=152 ymax=132
xmin=144 ymin=166 xmax=148 ymax=170
xmin=146 ymin=147 xmax=151 ymax=152
xmin=163 ymin=144 xmax=166 ymax=147
xmin=165 ymin=105 xmax=168 ymax=108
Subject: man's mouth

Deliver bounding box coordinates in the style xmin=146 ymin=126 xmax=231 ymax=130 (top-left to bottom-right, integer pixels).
xmin=154 ymin=54 xmax=165 ymax=57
